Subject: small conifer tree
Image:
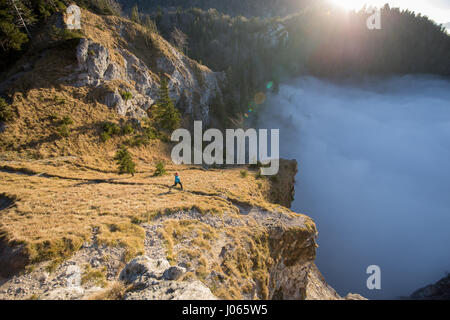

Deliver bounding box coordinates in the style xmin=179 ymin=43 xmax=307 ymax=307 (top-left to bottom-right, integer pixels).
xmin=114 ymin=146 xmax=136 ymax=176
xmin=152 ymin=77 xmax=180 ymax=131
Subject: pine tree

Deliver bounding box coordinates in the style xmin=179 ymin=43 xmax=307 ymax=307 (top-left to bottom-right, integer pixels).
xmin=0 ymin=0 xmax=35 ymax=51
xmin=130 ymin=4 xmax=140 ymax=24
xmin=143 ymin=15 xmax=158 ymax=33
xmin=152 ymin=77 xmax=181 ymax=131
xmin=114 ymin=146 xmax=136 ymax=176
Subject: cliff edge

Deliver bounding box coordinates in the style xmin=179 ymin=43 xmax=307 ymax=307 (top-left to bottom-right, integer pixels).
xmin=0 ymin=8 xmax=364 ymax=300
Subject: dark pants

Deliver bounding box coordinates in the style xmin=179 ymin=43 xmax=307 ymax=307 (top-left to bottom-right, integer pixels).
xmin=171 ymin=181 xmax=183 ymax=190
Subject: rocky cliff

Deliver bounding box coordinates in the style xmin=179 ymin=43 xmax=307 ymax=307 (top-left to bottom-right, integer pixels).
xmin=0 ymin=158 xmax=363 ymax=300
xmin=1 ymin=9 xmax=224 ymax=126
xmin=410 ymin=274 xmax=450 ymax=300
xmin=0 ymin=8 xmax=363 ymax=301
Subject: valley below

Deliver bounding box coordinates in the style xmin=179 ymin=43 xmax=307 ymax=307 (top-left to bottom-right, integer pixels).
xmin=257 ymin=75 xmax=450 ymax=299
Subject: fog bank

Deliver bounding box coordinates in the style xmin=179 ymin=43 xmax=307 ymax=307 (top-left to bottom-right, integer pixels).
xmin=257 ymin=75 xmax=450 ymax=299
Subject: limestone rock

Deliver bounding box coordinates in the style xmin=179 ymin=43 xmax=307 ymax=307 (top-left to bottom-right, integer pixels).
xmin=119 ymin=256 xmax=170 ymax=283
xmin=163 ymin=266 xmax=186 ymax=281
xmin=124 ymin=280 xmax=216 ymax=300
xmin=41 ymin=286 xmax=85 ymax=300
xmin=65 ymin=265 xmax=81 ymax=287
xmin=345 ymin=293 xmax=368 ymax=300
xmin=40 ymin=286 xmax=103 ymax=300
xmin=72 ymin=36 xmax=223 ymax=124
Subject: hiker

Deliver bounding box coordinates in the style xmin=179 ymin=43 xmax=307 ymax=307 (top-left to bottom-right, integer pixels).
xmin=170 ymin=172 xmax=183 ymax=191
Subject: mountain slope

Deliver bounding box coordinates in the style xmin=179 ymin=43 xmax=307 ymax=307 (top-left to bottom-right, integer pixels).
xmin=0 ymin=8 xmax=365 ymax=300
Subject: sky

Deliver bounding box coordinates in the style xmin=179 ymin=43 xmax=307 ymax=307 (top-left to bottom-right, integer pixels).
xmin=329 ymin=0 xmax=450 ymax=23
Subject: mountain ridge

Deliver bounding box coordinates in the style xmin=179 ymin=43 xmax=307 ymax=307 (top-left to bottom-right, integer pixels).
xmin=0 ymin=7 xmax=365 ymax=300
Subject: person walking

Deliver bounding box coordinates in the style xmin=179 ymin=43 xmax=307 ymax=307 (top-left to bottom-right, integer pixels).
xmin=170 ymin=172 xmax=183 ymax=191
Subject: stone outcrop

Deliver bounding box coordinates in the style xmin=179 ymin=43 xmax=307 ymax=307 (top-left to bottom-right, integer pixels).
xmin=119 ymin=256 xmax=170 ymax=283
xmin=69 ymin=33 xmax=224 ymax=124
xmin=410 ymin=274 xmax=450 ymax=300
xmin=0 ymin=9 xmax=364 ymax=301
xmin=119 ymin=255 xmax=216 ymax=300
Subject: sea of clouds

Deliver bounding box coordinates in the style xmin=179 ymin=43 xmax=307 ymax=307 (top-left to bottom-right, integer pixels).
xmin=257 ymin=75 xmax=450 ymax=299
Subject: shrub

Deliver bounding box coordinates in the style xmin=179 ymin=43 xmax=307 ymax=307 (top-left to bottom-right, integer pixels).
xmin=57 ymin=124 xmax=70 ymax=137
xmin=153 ymin=161 xmax=166 ymax=176
xmin=101 ymin=122 xmax=121 ymax=141
xmin=103 ymin=122 xmax=121 ymax=134
xmin=0 ymin=98 xmax=13 ymax=122
xmin=90 ymin=0 xmax=122 ymax=16
xmin=53 ymin=95 xmax=65 ymax=105
xmin=100 ymin=131 xmax=111 ymax=142
xmin=81 ymin=265 xmax=107 ymax=287
xmin=255 ymin=169 xmax=266 ymax=180
xmin=126 ymin=136 xmax=146 ymax=147
xmin=120 ymin=91 xmax=133 ymax=102
xmin=53 ymin=115 xmax=73 ymax=137
xmin=122 ymin=123 xmax=134 ymax=135
xmin=240 ymin=170 xmax=248 ymax=178
xmin=126 ymin=126 xmax=160 ymax=147
xmin=62 ymin=29 xmax=84 ymax=41
xmin=114 ymin=146 xmax=136 ymax=176
xmin=131 ymin=217 xmax=143 ymax=225
xmin=249 ymin=161 xmax=269 ymax=170
xmin=61 ymin=116 xmax=73 ymax=126
xmin=143 ymin=126 xmax=158 ymax=140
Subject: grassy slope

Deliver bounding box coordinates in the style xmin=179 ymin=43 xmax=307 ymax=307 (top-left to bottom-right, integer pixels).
xmin=0 ymin=9 xmax=313 ymax=299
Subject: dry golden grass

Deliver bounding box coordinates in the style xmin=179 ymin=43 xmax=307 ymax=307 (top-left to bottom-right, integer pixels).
xmin=0 ymin=154 xmax=292 ymax=266
xmin=0 ymin=9 xmax=310 ymax=300
xmin=81 ymin=265 xmax=108 ymax=288
xmin=156 ymin=215 xmax=284 ymax=300
xmin=87 ymin=281 xmax=128 ymax=300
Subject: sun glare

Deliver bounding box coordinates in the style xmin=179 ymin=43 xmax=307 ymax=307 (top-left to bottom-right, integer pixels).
xmin=328 ymin=0 xmax=449 ymax=24
xmin=330 ymin=0 xmax=373 ymax=10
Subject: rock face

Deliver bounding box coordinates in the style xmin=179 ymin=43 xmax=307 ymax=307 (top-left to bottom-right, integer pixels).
xmin=0 ymin=241 xmax=126 ymax=300
xmin=71 ymin=33 xmax=224 ymax=124
xmin=0 ymin=203 xmax=365 ymax=300
xmin=119 ymin=255 xmax=215 ymax=300
xmin=137 ymin=206 xmax=364 ymax=300
xmin=0 ymin=10 xmax=364 ymax=301
xmin=410 ymin=274 xmax=450 ymax=300
xmin=119 ymin=256 xmax=170 ymax=283
xmin=124 ymin=279 xmax=217 ymax=300
xmin=163 ymin=266 xmax=187 ymax=281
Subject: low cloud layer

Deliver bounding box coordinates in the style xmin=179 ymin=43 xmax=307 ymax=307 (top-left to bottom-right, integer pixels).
xmin=257 ymin=75 xmax=450 ymax=299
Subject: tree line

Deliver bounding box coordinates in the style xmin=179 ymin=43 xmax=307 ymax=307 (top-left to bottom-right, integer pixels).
xmin=132 ymin=3 xmax=450 ymax=121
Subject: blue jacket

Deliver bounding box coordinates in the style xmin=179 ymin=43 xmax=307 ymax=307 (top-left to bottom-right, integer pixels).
xmin=175 ymin=176 xmax=180 ymax=183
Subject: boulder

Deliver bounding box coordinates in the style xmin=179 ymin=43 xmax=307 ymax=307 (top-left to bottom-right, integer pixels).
xmin=163 ymin=266 xmax=186 ymax=281
xmin=124 ymin=280 xmax=216 ymax=300
xmin=65 ymin=265 xmax=81 ymax=287
xmin=119 ymin=256 xmax=170 ymax=283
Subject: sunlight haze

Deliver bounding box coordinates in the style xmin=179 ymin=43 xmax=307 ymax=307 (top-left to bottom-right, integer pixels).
xmin=329 ymin=0 xmax=450 ymax=23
